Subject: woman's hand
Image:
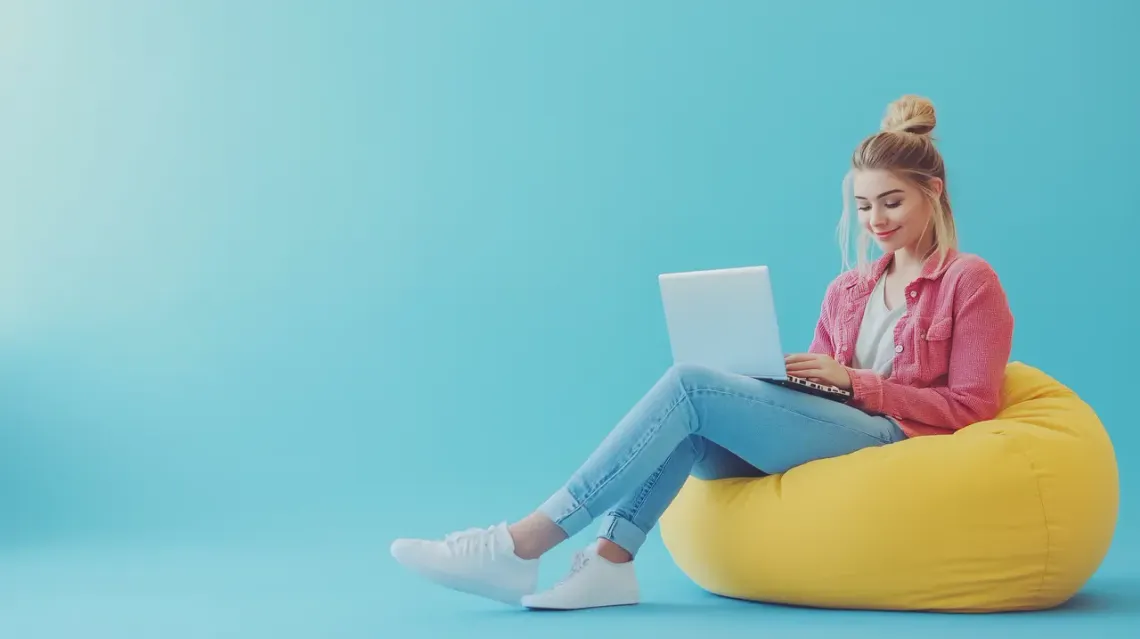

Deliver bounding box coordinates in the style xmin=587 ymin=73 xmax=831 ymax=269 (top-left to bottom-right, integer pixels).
xmin=784 ymin=353 xmax=852 ymax=390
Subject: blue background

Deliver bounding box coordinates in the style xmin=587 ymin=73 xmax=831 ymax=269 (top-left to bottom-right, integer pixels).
xmin=1 ymin=1 xmax=1137 ymax=636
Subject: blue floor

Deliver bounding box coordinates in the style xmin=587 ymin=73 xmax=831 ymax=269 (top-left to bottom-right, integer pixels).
xmin=2 ymin=532 xmax=1135 ymax=638
xmin=2 ymin=2 xmax=1136 ymax=637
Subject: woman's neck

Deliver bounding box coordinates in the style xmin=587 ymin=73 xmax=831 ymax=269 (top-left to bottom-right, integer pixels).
xmin=889 ymin=242 xmax=934 ymax=277
xmin=892 ymin=248 xmax=924 ymax=272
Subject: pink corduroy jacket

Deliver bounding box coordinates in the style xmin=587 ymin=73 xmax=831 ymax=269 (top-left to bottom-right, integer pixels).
xmin=808 ymin=249 xmax=1014 ymax=437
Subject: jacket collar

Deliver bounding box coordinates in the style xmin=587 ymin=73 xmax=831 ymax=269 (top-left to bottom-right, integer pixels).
xmin=846 ymin=248 xmax=959 ymax=291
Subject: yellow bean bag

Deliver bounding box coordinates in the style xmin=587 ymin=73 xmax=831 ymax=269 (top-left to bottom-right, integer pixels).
xmin=659 ymin=362 xmax=1119 ymax=612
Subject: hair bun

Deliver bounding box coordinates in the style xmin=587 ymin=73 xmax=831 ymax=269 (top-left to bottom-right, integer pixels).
xmin=881 ymin=94 xmax=937 ymax=136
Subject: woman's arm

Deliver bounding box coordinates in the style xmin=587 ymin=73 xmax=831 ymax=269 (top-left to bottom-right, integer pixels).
xmin=845 ymin=266 xmax=1013 ymax=430
xmin=807 ymin=282 xmax=839 ymax=357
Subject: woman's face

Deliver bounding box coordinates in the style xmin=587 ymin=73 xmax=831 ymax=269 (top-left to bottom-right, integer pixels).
xmin=853 ymin=169 xmax=940 ymax=255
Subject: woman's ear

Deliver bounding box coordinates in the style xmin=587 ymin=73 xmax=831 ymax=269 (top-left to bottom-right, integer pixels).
xmin=927 ymin=177 xmax=945 ymax=199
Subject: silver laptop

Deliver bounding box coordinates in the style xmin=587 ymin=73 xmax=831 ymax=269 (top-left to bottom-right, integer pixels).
xmin=658 ymin=265 xmax=851 ymax=402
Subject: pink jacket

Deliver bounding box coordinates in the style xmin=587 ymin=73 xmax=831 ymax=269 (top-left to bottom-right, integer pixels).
xmin=809 ymin=249 xmax=1014 ymax=437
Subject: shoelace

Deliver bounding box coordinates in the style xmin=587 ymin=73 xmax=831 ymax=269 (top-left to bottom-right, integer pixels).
xmin=552 ymin=550 xmax=592 ymax=588
xmin=443 ymin=526 xmax=498 ymax=557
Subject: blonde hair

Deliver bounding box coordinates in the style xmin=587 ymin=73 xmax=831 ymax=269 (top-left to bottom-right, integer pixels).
xmin=837 ymin=95 xmax=958 ymax=273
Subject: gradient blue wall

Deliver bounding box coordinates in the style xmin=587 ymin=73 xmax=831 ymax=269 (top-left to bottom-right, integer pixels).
xmin=1 ymin=0 xmax=1135 ymax=574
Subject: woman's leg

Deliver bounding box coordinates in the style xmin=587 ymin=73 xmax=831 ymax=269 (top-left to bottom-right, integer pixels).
xmin=503 ymin=437 xmax=761 ymax=558
xmin=525 ymin=363 xmax=904 ymax=559
xmin=592 ymin=439 xmax=765 ymax=563
xmin=512 ymin=364 xmax=903 ymax=609
xmin=510 ymin=438 xmax=765 ymax=564
xmin=391 ymin=363 xmax=904 ymax=606
xmin=513 ymin=364 xmax=904 ymax=609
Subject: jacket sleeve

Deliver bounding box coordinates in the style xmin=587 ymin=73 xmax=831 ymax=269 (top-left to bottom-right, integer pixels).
xmin=844 ymin=265 xmax=1013 ymax=430
xmin=808 ymin=281 xmax=839 ymax=358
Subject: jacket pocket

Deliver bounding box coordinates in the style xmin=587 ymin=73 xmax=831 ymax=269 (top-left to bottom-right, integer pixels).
xmin=924 ymin=317 xmax=953 ymax=342
xmin=916 ymin=316 xmax=953 ymax=372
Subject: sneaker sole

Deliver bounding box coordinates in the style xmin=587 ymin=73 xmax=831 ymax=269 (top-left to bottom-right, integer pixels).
xmin=393 ymin=556 xmax=531 ymax=605
xmin=521 ymin=595 xmax=640 ymax=611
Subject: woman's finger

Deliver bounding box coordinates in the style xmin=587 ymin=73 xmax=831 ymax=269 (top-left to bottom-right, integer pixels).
xmin=785 ymin=355 xmax=818 ymax=365
xmin=784 ymin=353 xmax=817 ymax=363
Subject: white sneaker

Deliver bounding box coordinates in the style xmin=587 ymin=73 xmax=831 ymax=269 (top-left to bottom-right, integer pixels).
xmin=390 ymin=523 xmax=540 ymax=605
xmin=521 ymin=545 xmax=640 ymax=610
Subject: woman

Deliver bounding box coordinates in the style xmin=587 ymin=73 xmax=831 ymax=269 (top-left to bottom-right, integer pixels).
xmin=390 ymin=95 xmax=1014 ymax=610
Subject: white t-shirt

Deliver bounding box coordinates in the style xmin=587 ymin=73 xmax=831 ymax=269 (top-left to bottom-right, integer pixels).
xmin=853 ymin=274 xmax=907 ymax=376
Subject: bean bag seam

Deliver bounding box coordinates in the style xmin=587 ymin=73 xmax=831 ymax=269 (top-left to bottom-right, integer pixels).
xmin=688 ymin=386 xmax=897 ymax=445
xmin=1007 ymin=435 xmax=1052 ymax=602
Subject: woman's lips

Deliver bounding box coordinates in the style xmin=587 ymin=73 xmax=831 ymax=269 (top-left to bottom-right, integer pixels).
xmin=873 ymin=227 xmax=900 ymax=240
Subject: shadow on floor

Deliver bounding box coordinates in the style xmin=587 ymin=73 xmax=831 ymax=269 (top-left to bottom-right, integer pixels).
xmin=1044 ymin=577 xmax=1140 ymax=616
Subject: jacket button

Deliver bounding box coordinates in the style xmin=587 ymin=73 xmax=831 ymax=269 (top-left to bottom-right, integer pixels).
xmin=910 ymin=290 xmax=918 ymax=298
xmin=894 ymin=344 xmax=904 ymax=353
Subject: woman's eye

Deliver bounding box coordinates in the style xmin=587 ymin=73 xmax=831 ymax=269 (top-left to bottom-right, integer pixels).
xmin=885 ymin=200 xmax=903 ymax=209
xmin=857 ymin=205 xmax=871 ymax=212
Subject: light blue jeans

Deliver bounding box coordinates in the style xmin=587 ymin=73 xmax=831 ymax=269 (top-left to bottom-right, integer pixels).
xmin=538 ymin=363 xmax=907 ymax=556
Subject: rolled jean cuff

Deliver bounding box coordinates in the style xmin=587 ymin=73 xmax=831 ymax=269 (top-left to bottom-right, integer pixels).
xmin=598 ymin=513 xmax=649 ymax=556
xmin=538 ymin=487 xmax=593 ymax=538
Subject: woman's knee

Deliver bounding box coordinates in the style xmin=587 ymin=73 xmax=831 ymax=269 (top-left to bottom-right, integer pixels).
xmin=661 ymin=363 xmax=725 ymax=392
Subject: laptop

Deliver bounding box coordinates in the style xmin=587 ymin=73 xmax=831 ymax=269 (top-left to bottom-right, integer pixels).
xmin=658 ymin=265 xmax=852 ymax=402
